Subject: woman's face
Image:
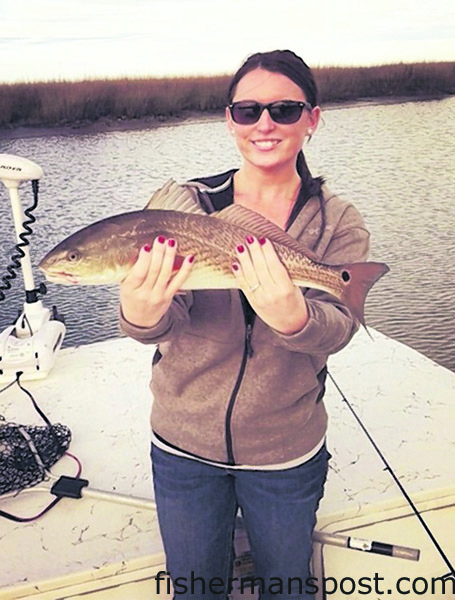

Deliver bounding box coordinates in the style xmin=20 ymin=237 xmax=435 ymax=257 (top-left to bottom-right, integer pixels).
xmin=226 ymin=68 xmax=320 ymax=175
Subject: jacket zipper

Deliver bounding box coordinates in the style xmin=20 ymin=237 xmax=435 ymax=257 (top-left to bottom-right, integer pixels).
xmin=225 ymin=298 xmax=255 ymax=465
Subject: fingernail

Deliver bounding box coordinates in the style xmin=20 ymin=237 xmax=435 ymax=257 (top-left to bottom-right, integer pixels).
xmin=188 ymin=255 xmax=195 ymax=263
xmin=237 ymin=244 xmax=245 ymax=253
xmin=259 ymin=237 xmax=266 ymax=246
xmin=246 ymin=236 xmax=254 ymax=245
xmin=232 ymin=263 xmax=239 ymax=271
xmin=168 ymin=239 xmax=176 ymax=248
xmin=157 ymin=236 xmax=166 ymax=244
xmin=143 ymin=244 xmax=152 ymax=253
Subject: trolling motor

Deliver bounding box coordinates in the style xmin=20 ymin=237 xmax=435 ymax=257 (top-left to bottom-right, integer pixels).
xmin=0 ymin=154 xmax=65 ymax=383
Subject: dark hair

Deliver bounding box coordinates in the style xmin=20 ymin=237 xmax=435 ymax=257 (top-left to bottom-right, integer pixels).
xmin=228 ymin=49 xmax=319 ymax=107
xmin=228 ymin=50 xmax=325 ymax=248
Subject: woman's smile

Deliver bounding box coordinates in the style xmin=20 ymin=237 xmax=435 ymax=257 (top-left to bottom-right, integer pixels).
xmin=251 ymin=138 xmax=281 ymax=150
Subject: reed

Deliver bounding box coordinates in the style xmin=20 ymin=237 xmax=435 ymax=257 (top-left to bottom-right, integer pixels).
xmin=316 ymin=62 xmax=455 ymax=102
xmin=1 ymin=62 xmax=454 ymax=129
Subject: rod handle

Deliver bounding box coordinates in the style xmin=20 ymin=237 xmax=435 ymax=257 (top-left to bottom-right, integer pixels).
xmin=313 ymin=530 xmax=420 ymax=562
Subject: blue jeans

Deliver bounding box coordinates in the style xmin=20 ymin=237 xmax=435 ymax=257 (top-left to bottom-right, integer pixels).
xmin=151 ymin=444 xmax=330 ymax=599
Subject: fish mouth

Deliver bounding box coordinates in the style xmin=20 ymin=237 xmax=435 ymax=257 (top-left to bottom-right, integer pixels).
xmin=41 ymin=269 xmax=80 ymax=285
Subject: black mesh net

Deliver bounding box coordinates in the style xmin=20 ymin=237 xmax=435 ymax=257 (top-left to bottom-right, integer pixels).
xmin=0 ymin=422 xmax=71 ymax=496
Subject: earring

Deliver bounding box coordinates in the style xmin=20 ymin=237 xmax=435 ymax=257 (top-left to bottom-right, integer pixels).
xmin=307 ymin=128 xmax=313 ymax=135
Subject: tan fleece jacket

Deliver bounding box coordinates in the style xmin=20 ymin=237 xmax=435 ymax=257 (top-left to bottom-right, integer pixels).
xmin=120 ymin=184 xmax=370 ymax=466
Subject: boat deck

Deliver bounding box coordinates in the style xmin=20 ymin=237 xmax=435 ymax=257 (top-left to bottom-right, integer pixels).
xmin=1 ymin=328 xmax=454 ymax=599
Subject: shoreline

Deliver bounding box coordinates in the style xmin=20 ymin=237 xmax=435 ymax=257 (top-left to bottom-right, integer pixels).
xmin=0 ymin=94 xmax=450 ymax=141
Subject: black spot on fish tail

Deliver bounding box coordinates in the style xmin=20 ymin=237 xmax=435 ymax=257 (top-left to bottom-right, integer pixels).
xmin=339 ymin=262 xmax=390 ymax=327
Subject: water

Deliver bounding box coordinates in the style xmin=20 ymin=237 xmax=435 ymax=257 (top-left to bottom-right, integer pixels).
xmin=1 ymin=98 xmax=454 ymax=373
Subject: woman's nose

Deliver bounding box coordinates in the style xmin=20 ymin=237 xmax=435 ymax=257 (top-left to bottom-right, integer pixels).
xmin=256 ymin=107 xmax=276 ymax=131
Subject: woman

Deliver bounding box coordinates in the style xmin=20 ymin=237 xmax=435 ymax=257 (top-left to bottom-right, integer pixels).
xmin=120 ymin=50 xmax=370 ymax=599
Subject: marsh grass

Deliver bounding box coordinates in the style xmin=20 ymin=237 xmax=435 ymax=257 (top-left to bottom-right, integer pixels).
xmin=1 ymin=62 xmax=454 ymax=129
xmin=317 ymin=62 xmax=455 ymax=101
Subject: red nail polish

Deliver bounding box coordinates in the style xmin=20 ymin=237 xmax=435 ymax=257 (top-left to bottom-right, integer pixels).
xmin=259 ymin=237 xmax=266 ymax=246
xmin=168 ymin=239 xmax=176 ymax=247
xmin=246 ymin=236 xmax=254 ymax=244
xmin=188 ymin=255 xmax=195 ymax=263
xmin=232 ymin=263 xmax=239 ymax=271
xmin=143 ymin=244 xmax=152 ymax=253
xmin=237 ymin=244 xmax=245 ymax=253
xmin=157 ymin=236 xmax=166 ymax=244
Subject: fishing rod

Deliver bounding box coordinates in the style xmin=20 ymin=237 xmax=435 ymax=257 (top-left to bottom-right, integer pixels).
xmin=328 ymin=370 xmax=455 ymax=578
xmin=2 ymin=474 xmax=420 ymax=561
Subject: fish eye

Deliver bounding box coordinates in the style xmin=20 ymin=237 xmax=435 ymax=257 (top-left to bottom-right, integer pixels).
xmin=67 ymin=250 xmax=81 ymax=262
xmin=341 ymin=270 xmax=350 ymax=282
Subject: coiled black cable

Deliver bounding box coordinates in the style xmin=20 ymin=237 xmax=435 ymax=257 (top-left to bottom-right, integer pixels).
xmin=0 ymin=180 xmax=40 ymax=302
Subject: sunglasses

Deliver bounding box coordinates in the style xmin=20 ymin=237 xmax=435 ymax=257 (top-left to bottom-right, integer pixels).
xmin=228 ymin=100 xmax=312 ymax=125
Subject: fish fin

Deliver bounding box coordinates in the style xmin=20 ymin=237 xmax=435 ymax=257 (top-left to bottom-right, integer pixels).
xmin=337 ymin=262 xmax=390 ymax=326
xmin=143 ymin=180 xmax=206 ymax=215
xmin=212 ymin=204 xmax=319 ymax=259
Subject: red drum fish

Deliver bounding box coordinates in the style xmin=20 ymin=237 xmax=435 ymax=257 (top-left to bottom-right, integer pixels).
xmin=39 ymin=180 xmax=389 ymax=325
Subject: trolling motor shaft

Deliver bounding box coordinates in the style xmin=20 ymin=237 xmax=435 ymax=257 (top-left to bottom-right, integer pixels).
xmin=0 ymin=154 xmax=65 ymax=382
xmin=2 ymin=157 xmax=43 ymax=287
xmin=1 ymin=155 xmax=46 ymax=307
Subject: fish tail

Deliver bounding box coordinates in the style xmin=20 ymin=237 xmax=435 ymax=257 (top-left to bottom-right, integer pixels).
xmin=338 ymin=262 xmax=389 ymax=327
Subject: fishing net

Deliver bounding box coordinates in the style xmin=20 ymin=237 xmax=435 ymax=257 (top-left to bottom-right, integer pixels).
xmin=0 ymin=421 xmax=71 ymax=496
xmin=0 ymin=375 xmax=72 ymax=499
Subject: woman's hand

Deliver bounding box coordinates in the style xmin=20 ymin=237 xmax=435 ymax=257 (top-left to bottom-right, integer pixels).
xmin=232 ymin=236 xmax=309 ymax=334
xmin=120 ymin=236 xmax=195 ymax=328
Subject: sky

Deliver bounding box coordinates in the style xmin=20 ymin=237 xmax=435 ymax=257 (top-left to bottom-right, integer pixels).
xmin=1 ymin=0 xmax=454 ymax=83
